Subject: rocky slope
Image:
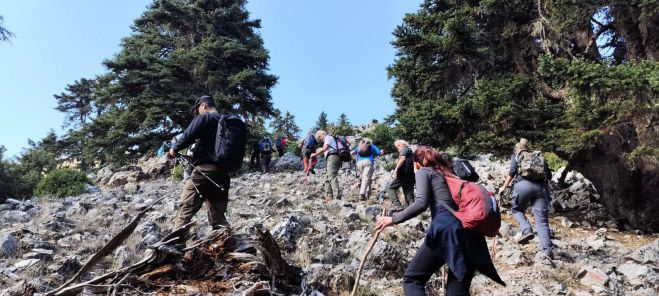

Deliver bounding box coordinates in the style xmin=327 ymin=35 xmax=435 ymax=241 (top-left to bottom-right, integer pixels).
xmin=1 ymin=154 xmax=657 ymax=295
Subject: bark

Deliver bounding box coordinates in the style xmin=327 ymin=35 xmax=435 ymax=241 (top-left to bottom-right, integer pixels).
xmin=611 ymin=2 xmax=659 ymax=61
xmin=570 ymin=113 xmax=659 ymax=232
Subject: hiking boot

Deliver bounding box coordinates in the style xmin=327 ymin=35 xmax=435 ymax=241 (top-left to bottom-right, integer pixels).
xmin=310 ymin=169 xmax=316 ymax=175
xmin=534 ymin=252 xmax=554 ymax=267
xmin=514 ymin=229 xmax=535 ymax=244
xmin=359 ymin=194 xmax=367 ymax=201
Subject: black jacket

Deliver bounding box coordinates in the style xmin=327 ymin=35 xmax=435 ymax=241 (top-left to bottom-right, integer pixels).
xmin=172 ymin=112 xmax=221 ymax=165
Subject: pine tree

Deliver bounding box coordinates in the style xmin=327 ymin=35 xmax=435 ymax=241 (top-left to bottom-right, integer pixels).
xmin=269 ymin=110 xmax=300 ymax=140
xmin=314 ymin=111 xmax=329 ymax=131
xmin=59 ymin=0 xmax=278 ymax=164
xmin=332 ymin=113 xmax=353 ymax=136
xmin=0 ymin=15 xmax=13 ymax=42
xmin=55 ymin=78 xmax=98 ymax=128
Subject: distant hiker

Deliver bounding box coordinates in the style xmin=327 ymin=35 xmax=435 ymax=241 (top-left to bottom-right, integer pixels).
xmin=300 ymin=130 xmax=318 ymax=175
xmin=387 ymin=140 xmax=415 ymax=207
xmin=376 ymin=146 xmax=505 ymax=295
xmin=250 ymin=142 xmax=260 ymax=169
xmin=310 ymin=130 xmax=342 ymax=201
xmin=275 ymin=136 xmax=287 ymax=157
xmin=259 ymin=136 xmax=274 ymax=173
xmin=498 ymin=138 xmax=554 ymax=265
xmin=351 ymin=138 xmax=383 ymax=200
xmin=169 ymin=95 xmax=231 ymax=234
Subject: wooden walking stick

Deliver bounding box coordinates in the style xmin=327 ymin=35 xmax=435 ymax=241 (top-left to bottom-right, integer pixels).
xmin=350 ymin=207 xmax=386 ymax=296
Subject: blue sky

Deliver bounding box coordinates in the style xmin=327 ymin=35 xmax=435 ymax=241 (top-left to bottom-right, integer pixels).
xmin=0 ymin=0 xmax=421 ymax=158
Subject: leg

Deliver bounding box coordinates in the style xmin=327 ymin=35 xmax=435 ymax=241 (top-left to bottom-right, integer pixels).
xmin=328 ymin=155 xmax=342 ymax=199
xmin=204 ymin=172 xmax=231 ymax=228
xmin=402 ymin=179 xmax=415 ymax=205
xmin=388 ymin=179 xmax=404 ymax=207
xmin=357 ymin=161 xmax=370 ymax=195
xmin=303 ymin=156 xmax=310 ymax=172
xmin=511 ymin=183 xmax=533 ymax=234
xmin=445 ymin=268 xmax=473 ymax=296
xmin=402 ymin=243 xmax=445 ymax=296
xmin=174 ymin=177 xmax=205 ymax=233
xmin=532 ymin=184 xmax=553 ymax=257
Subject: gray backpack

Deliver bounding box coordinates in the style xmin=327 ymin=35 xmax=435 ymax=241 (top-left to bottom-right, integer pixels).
xmin=516 ymin=150 xmax=547 ymax=181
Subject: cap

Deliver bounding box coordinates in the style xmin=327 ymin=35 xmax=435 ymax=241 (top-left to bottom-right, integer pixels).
xmin=190 ymin=95 xmax=214 ymax=115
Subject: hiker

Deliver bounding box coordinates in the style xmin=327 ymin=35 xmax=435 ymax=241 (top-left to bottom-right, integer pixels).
xmin=169 ymin=95 xmax=231 ymax=234
xmin=275 ymin=136 xmax=287 ymax=157
xmin=259 ymin=136 xmax=274 ymax=173
xmin=310 ymin=130 xmax=341 ymax=201
xmin=299 ymin=130 xmax=318 ymax=175
xmin=387 ymin=140 xmax=415 ymax=207
xmin=351 ymin=138 xmax=383 ymax=200
xmin=498 ymin=138 xmax=554 ymax=264
xmin=250 ymin=142 xmax=260 ymax=169
xmin=376 ymin=146 xmax=505 ymax=295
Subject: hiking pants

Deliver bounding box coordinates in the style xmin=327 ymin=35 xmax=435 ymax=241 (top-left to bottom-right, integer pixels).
xmin=302 ymin=148 xmax=317 ymax=173
xmin=324 ymin=154 xmax=342 ymax=199
xmin=261 ymin=155 xmax=272 ymax=173
xmin=387 ymin=177 xmax=415 ymax=206
xmin=403 ymin=243 xmax=473 ymax=296
xmin=356 ymin=159 xmax=374 ymax=196
xmin=511 ymin=179 xmax=553 ymax=257
xmin=250 ymin=151 xmax=260 ymax=168
xmin=175 ymin=163 xmax=230 ymax=233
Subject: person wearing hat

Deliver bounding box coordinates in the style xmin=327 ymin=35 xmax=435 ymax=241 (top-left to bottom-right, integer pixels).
xmin=169 ymin=95 xmax=230 ymax=240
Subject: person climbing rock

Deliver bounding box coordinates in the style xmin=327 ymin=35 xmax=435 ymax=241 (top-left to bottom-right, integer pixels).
xmin=376 ymin=146 xmax=505 ymax=295
xmin=311 ymin=130 xmax=342 ymax=201
xmin=169 ymin=95 xmax=231 ymax=237
xmin=387 ymin=140 xmax=415 ymax=207
xmin=351 ymin=138 xmax=383 ymax=200
xmin=499 ymin=138 xmax=554 ymax=266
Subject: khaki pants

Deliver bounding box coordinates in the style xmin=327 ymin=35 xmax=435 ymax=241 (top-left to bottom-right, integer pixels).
xmin=387 ymin=177 xmax=415 ymax=207
xmin=357 ymin=159 xmax=374 ymax=196
xmin=324 ymin=154 xmax=342 ymax=199
xmin=174 ymin=163 xmax=230 ymax=231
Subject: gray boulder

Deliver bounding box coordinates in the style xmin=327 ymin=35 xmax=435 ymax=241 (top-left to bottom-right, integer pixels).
xmin=0 ymin=233 xmax=17 ymax=257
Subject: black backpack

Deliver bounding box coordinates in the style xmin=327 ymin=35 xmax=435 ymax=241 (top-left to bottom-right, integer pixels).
xmin=452 ymin=158 xmax=479 ymax=182
xmin=335 ymin=136 xmax=352 ymax=162
xmin=212 ymin=115 xmax=247 ymax=173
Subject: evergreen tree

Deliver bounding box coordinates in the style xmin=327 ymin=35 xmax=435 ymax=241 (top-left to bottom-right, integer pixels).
xmin=314 ymin=111 xmax=329 ymax=131
xmin=389 ymin=0 xmax=659 ymax=231
xmin=269 ymin=110 xmax=300 ymax=140
xmin=55 ymin=78 xmax=98 ymax=128
xmin=59 ymin=0 xmax=278 ymax=165
xmin=332 ymin=113 xmax=354 ymax=136
xmin=0 ymin=15 xmax=13 ymax=42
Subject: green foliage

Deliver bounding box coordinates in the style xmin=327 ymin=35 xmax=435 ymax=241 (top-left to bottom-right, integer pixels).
xmin=361 ymin=124 xmax=396 ymax=155
xmin=331 ymin=113 xmax=354 ymax=136
xmin=544 ymin=152 xmax=568 ymax=171
xmin=314 ymin=111 xmax=329 ymax=132
xmin=628 ymin=145 xmax=659 ymax=163
xmin=171 ymin=165 xmax=184 ymax=181
xmin=270 ymin=110 xmax=301 ymax=141
xmin=55 ymin=0 xmax=278 ymax=166
xmin=285 ymin=141 xmax=301 ymax=157
xmin=389 ymin=0 xmax=659 ymax=160
xmin=35 ymin=168 xmax=91 ymax=198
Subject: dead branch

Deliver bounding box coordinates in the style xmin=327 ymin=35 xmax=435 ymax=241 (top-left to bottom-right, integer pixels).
xmin=350 ymin=207 xmax=386 ymax=296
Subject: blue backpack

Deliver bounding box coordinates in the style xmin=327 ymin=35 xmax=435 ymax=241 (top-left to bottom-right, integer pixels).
xmin=302 ymin=135 xmax=317 ymax=150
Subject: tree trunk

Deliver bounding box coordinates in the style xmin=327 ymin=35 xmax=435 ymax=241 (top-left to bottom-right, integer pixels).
xmin=569 ymin=113 xmax=659 ymax=232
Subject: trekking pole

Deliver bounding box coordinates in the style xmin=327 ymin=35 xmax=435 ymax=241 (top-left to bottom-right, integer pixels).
xmin=491 ymin=193 xmax=503 ymax=261
xmin=350 ymin=206 xmax=386 ymax=296
xmin=171 ymin=156 xmax=204 ymax=198
xmin=176 ymin=155 xmax=226 ymax=192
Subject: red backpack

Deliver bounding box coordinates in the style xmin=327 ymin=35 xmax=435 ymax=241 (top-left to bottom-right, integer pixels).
xmin=442 ymin=175 xmax=501 ymax=237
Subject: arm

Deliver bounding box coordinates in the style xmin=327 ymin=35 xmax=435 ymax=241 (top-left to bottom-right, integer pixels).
xmin=169 ymin=115 xmax=204 ymax=157
xmin=376 ymin=170 xmax=429 ymax=230
xmin=310 ymin=143 xmax=329 ymax=158
xmin=498 ymin=155 xmax=517 ymax=195
xmin=392 ymin=149 xmax=406 ymax=178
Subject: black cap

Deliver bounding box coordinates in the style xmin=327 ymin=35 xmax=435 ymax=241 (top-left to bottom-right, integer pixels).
xmin=190 ymin=95 xmax=214 ymax=115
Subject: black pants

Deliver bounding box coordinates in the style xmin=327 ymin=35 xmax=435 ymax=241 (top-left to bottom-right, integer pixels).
xmin=403 ymin=243 xmax=473 ymax=296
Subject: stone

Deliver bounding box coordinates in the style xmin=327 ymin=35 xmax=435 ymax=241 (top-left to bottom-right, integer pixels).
xmin=0 ymin=233 xmax=17 ymax=257
xmin=578 ymin=266 xmax=609 ymax=286
xmin=617 ymin=262 xmax=649 ymax=285
xmin=106 ymin=167 xmax=148 ymax=187
xmin=23 ymin=248 xmax=54 ymax=260
xmin=625 ymin=239 xmax=658 ymax=264
xmin=124 ymin=182 xmax=140 ymax=194
xmin=12 ymin=259 xmax=40 ymax=270
xmin=1 ymin=210 xmax=30 ymax=223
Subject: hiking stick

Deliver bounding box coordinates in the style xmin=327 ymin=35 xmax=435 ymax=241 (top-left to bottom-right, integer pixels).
xmin=491 ymin=193 xmax=503 ymax=261
xmin=350 ymin=207 xmax=386 ymax=296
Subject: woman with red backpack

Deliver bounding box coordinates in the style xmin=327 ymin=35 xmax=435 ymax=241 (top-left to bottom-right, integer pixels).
xmin=376 ymin=146 xmax=505 ymax=295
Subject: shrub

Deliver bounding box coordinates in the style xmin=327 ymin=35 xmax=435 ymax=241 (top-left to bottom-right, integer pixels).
xmin=35 ymin=168 xmax=91 ymax=198
xmin=361 ymin=124 xmax=397 ymax=156
xmin=171 ymin=165 xmax=184 ymax=181
xmin=544 ymin=152 xmax=568 ymax=172
xmin=285 ymin=141 xmax=301 ymax=156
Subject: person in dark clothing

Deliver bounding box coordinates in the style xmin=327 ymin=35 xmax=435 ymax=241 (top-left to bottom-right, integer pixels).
xmin=169 ymin=95 xmax=230 ymax=237
xmin=377 ymin=146 xmax=505 ymax=296
xmin=259 ymin=136 xmax=274 ymax=173
xmin=250 ymin=142 xmax=260 ymax=169
xmin=387 ymin=140 xmax=416 ymax=207
xmin=499 ymin=138 xmax=554 ymax=264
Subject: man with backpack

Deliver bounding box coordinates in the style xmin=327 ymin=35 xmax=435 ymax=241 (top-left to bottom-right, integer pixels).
xmin=310 ymin=130 xmax=346 ymax=201
xmin=275 ymin=136 xmax=287 ymax=157
xmin=498 ymin=138 xmax=554 ymax=265
xmin=387 ymin=140 xmax=415 ymax=207
xmin=351 ymin=138 xmax=383 ymax=200
xmin=168 ymin=95 xmax=234 ymax=235
xmin=299 ymin=130 xmax=318 ymax=175
xmin=259 ymin=136 xmax=274 ymax=173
